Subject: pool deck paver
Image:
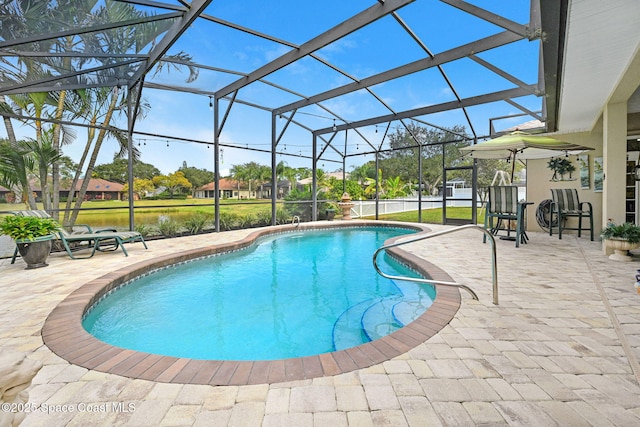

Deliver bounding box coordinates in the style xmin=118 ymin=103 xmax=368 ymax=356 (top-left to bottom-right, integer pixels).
xmin=1 ymin=222 xmax=640 ymax=426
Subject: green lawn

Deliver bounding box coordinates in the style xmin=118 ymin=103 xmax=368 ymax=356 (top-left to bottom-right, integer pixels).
xmin=375 ymin=207 xmax=484 ymax=224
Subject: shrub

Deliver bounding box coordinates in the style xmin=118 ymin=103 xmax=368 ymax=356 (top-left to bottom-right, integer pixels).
xmin=327 ymin=179 xmax=364 ymax=201
xmin=219 ymin=212 xmax=240 ymax=231
xmin=134 ymin=223 xmax=154 ymax=238
xmin=184 ymin=212 xmax=211 ymax=234
xmin=147 ymin=193 xmax=188 ymax=200
xmin=255 ymin=210 xmax=272 ymax=227
xmin=157 ymin=216 xmax=181 ymax=237
xmin=284 ymin=189 xmax=313 ymax=221
xmin=275 ymin=208 xmax=290 ymax=225
xmin=238 ymin=214 xmax=256 ymax=229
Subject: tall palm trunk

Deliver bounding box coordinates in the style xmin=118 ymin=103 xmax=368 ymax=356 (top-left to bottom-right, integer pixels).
xmin=51 ymin=90 xmax=66 ymax=220
xmin=67 ymin=87 xmax=120 ymax=227
xmin=63 ymin=115 xmax=95 ymax=227
xmin=51 ymin=37 xmax=74 ymax=220
xmin=33 ymin=105 xmax=53 ymax=212
xmin=0 ymin=94 xmax=17 ymax=144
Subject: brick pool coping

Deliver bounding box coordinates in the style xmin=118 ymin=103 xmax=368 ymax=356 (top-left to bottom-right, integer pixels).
xmin=42 ymin=221 xmax=461 ymax=385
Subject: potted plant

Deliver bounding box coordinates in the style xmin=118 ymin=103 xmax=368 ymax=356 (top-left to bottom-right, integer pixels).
xmin=0 ymin=215 xmax=60 ymax=269
xmin=600 ymin=220 xmax=640 ymax=261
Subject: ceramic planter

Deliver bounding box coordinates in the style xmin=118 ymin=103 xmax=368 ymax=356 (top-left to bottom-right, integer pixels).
xmin=15 ymin=235 xmax=54 ymax=269
xmin=604 ymin=238 xmax=640 ymax=262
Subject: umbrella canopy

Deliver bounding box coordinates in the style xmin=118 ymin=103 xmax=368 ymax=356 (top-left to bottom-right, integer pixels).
xmin=459 ymin=131 xmax=594 ymax=180
xmin=460 ymin=131 xmax=593 ymax=160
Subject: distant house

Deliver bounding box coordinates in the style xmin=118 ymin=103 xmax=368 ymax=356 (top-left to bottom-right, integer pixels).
xmin=0 ymin=178 xmax=124 ymax=202
xmin=70 ymin=178 xmax=124 ymax=201
xmin=298 ymin=172 xmax=349 ymax=193
xmin=256 ymin=180 xmax=296 ymax=199
xmin=195 ymin=178 xmax=255 ymax=199
xmin=297 ymin=171 xmax=348 ymax=187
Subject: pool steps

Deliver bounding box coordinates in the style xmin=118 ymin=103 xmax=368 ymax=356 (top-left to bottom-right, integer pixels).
xmin=360 ymin=297 xmax=404 ymax=341
xmin=332 ymin=280 xmax=435 ymax=351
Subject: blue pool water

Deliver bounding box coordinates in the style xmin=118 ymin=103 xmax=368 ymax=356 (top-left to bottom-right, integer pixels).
xmin=83 ymin=227 xmax=436 ymax=360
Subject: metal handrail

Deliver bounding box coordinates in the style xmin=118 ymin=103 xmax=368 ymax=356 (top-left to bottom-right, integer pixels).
xmin=373 ymin=224 xmax=499 ymax=305
xmin=292 ymin=215 xmax=300 ymax=227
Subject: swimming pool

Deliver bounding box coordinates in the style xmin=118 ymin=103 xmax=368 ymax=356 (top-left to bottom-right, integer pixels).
xmin=82 ymin=227 xmax=436 ymax=360
xmin=42 ymin=221 xmax=461 ymax=385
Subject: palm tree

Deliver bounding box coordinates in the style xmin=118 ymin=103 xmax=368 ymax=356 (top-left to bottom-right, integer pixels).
xmin=62 ymin=85 xmax=133 ymax=227
xmin=256 ymin=164 xmax=271 ymax=197
xmin=0 ymin=1 xmax=198 ymax=226
xmin=22 ymin=130 xmax=62 ymax=210
xmin=234 ymin=162 xmax=266 ymax=198
xmin=230 ymin=164 xmax=248 ymax=199
xmin=350 ymin=163 xmax=375 ymax=185
xmin=276 ymin=161 xmax=300 ymax=195
xmin=8 ymin=91 xmax=59 ymax=208
xmin=0 ymin=140 xmax=35 ymax=208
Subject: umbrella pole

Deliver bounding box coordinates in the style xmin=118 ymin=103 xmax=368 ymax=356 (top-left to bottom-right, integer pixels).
xmin=505 ymin=151 xmax=517 ymax=238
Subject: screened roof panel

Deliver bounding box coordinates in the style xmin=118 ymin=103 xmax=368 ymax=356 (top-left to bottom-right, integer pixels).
xmin=472 ymin=38 xmax=540 ymax=84
xmin=317 ymin=88 xmax=397 ymax=123
xmin=439 ymin=58 xmax=524 ymax=98
xmin=156 ymin=19 xmax=294 ymax=78
xmin=253 ymin=55 xmax=348 ymax=101
xmin=205 ymin=0 xmax=375 ymax=45
xmin=0 ymin=0 xmax=555 ymax=169
xmin=313 ymin=15 xmax=430 ymax=81
xmin=365 ymin=67 xmax=459 ymax=112
xmin=464 ymin=0 xmax=532 ymax=23
xmin=233 ymin=80 xmax=306 ymax=110
xmin=399 ymin=1 xmax=520 ymax=53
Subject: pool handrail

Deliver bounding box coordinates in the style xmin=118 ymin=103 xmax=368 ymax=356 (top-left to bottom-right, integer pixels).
xmin=373 ymin=224 xmax=499 ymax=305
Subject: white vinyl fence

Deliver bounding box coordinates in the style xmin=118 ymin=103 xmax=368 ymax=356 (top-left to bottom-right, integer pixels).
xmin=351 ymin=187 xmax=526 ymax=218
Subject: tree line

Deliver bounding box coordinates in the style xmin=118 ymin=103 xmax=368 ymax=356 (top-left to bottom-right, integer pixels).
xmin=3 ymin=121 xmax=516 ymax=208
xmin=0 ymin=0 xmax=198 ymax=227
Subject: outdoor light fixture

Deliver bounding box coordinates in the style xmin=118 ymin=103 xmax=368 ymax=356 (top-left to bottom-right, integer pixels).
xmin=208 ymin=96 xmax=213 ymax=111
xmin=332 ymin=119 xmax=337 ymax=131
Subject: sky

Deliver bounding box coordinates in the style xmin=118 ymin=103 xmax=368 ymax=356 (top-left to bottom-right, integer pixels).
xmin=2 ymin=0 xmax=539 ymax=177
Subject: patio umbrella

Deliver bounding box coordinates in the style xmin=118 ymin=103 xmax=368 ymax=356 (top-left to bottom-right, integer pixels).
xmin=459 ymin=130 xmax=594 ymax=181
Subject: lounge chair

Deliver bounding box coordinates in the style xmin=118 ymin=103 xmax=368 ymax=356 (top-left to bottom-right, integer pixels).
xmin=56 ymin=229 xmax=147 ymax=259
xmin=9 ymin=210 xmax=146 ymax=261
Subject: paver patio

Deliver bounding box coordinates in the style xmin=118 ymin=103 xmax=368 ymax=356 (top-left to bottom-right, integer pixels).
xmin=1 ymin=222 xmax=639 ymax=426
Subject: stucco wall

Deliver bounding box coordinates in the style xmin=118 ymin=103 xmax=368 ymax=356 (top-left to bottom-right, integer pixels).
xmin=525 ymin=123 xmax=604 ymax=238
